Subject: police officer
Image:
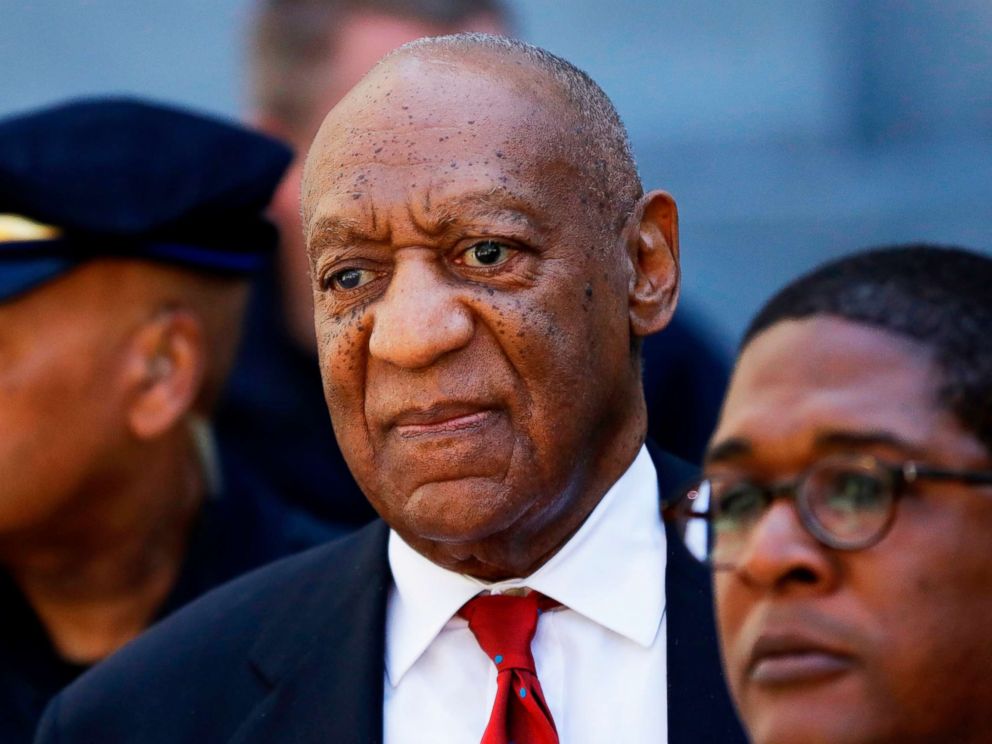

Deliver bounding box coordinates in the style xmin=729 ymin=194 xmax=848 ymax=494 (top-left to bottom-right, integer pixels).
xmin=0 ymin=98 xmax=338 ymax=741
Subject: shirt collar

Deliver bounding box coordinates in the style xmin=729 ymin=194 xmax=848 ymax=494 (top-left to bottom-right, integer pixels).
xmin=385 ymin=445 xmax=666 ymax=686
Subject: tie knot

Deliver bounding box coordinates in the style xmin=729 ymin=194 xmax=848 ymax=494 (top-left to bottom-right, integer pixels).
xmin=459 ymin=593 xmax=556 ymax=673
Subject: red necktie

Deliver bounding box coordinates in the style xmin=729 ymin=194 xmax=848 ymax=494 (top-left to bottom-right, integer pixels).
xmin=459 ymin=593 xmax=560 ymax=744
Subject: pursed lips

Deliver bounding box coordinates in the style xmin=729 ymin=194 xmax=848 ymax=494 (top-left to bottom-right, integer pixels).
xmin=389 ymin=402 xmax=498 ymax=438
xmin=746 ymin=630 xmax=856 ymax=687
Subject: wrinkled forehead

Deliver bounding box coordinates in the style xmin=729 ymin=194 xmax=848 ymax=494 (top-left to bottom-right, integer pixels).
xmin=301 ymin=54 xmax=574 ymax=218
xmin=321 ymin=51 xmax=565 ymax=139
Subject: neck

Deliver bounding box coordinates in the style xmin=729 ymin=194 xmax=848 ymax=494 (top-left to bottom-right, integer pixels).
xmin=1 ymin=431 xmax=206 ymax=664
xmin=408 ymin=387 xmax=649 ymax=582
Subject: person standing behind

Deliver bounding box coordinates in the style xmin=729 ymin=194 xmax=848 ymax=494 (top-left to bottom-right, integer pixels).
xmin=219 ymin=0 xmax=730 ymax=527
xmin=0 ymin=98 xmax=337 ymax=742
xmin=669 ymin=244 xmax=992 ymax=743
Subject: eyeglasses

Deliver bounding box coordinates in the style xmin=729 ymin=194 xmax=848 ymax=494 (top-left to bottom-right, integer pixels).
xmin=664 ymin=454 xmax=992 ymax=569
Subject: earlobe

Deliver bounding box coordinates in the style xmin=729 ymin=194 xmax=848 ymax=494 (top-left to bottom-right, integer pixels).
xmin=627 ymin=189 xmax=680 ymax=337
xmin=125 ymin=310 xmax=205 ymax=440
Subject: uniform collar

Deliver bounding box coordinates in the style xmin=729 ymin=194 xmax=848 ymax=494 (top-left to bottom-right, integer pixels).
xmin=385 ymin=445 xmax=666 ymax=686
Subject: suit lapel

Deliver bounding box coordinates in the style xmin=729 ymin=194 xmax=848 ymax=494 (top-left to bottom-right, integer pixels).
xmin=653 ymin=444 xmax=747 ymax=743
xmin=228 ymin=520 xmax=391 ymax=744
xmin=223 ymin=451 xmax=745 ymax=743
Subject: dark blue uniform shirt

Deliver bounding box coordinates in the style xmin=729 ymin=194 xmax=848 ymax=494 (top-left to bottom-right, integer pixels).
xmin=0 ymin=449 xmax=340 ymax=743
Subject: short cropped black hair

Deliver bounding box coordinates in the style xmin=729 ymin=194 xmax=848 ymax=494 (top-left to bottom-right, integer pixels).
xmin=743 ymin=244 xmax=992 ymax=454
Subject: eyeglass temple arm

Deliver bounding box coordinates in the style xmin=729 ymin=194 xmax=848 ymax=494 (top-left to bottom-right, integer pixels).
xmin=902 ymin=463 xmax=992 ymax=486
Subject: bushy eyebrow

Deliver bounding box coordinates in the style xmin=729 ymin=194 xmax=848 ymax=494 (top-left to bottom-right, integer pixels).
xmin=812 ymin=430 xmax=926 ymax=458
xmin=704 ymin=430 xmax=928 ymax=467
xmin=434 ymin=190 xmax=543 ymax=228
xmin=704 ymin=438 xmax=752 ymax=465
xmin=307 ymin=215 xmax=367 ymax=249
xmin=307 ymin=187 xmax=545 ymax=252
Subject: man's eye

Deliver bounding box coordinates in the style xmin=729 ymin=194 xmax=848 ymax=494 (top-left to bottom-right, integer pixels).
xmin=460 ymin=240 xmax=514 ymax=268
xmin=327 ymin=268 xmax=375 ymax=291
xmin=714 ymin=483 xmax=768 ymax=530
xmin=826 ymin=473 xmax=888 ymax=513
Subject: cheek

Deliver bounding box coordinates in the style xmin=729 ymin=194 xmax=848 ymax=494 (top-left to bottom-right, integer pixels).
xmin=482 ymin=293 xmax=584 ymax=422
xmin=713 ymin=576 xmax=750 ymax=683
xmin=315 ymin=308 xmax=372 ymax=410
xmin=316 ymin=320 xmax=365 ymax=389
xmin=492 ymin=262 xmax=621 ymax=368
xmin=0 ymin=362 xmax=105 ymax=528
xmin=863 ymin=510 xmax=992 ymax=676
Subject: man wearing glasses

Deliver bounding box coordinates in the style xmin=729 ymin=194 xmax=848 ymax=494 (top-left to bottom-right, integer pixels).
xmin=668 ymin=244 xmax=992 ymax=743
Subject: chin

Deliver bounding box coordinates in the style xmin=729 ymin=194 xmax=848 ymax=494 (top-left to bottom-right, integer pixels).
xmin=389 ymin=476 xmax=530 ymax=544
xmin=744 ymin=701 xmax=893 ymax=744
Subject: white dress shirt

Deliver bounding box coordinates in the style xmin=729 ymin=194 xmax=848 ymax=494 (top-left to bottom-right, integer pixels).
xmin=383 ymin=445 xmax=668 ymax=743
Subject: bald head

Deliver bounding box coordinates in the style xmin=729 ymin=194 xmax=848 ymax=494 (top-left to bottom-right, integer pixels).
xmin=303 ymin=34 xmax=642 ymax=238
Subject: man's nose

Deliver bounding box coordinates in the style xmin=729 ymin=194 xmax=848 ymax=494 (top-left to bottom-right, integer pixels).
xmin=734 ymin=501 xmax=838 ymax=593
xmin=368 ymin=254 xmax=474 ymax=369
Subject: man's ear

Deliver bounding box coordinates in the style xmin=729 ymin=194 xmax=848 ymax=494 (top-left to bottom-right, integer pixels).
xmin=625 ymin=189 xmax=680 ymax=337
xmin=123 ymin=309 xmax=205 ymax=440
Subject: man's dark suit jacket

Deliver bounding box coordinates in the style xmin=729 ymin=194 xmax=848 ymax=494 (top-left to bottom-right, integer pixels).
xmin=0 ymin=448 xmax=340 ymax=744
xmin=35 ymin=449 xmax=746 ymax=743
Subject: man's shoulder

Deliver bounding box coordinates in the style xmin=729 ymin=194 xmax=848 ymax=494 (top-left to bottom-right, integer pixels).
xmin=36 ymin=521 xmax=390 ymax=743
xmin=92 ymin=518 xmax=387 ymax=672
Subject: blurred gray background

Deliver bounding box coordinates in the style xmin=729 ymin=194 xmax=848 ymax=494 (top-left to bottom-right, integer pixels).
xmin=3 ymin=0 xmax=991 ymax=352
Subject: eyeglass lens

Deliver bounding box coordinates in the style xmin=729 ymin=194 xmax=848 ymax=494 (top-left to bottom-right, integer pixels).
xmin=679 ymin=459 xmax=896 ymax=565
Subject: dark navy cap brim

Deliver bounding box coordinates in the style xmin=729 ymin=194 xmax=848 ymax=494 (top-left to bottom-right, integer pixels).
xmin=0 ymin=235 xmax=268 ymax=290
xmin=0 ymin=254 xmax=80 ymax=303
xmin=0 ymin=97 xmax=292 ymax=267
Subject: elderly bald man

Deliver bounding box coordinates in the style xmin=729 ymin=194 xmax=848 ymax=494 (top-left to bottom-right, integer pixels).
xmin=220 ymin=0 xmax=730 ymax=529
xmin=35 ymin=37 xmax=744 ymax=744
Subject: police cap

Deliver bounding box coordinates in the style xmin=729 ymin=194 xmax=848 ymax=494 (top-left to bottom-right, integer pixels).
xmin=0 ymin=96 xmax=292 ymax=301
